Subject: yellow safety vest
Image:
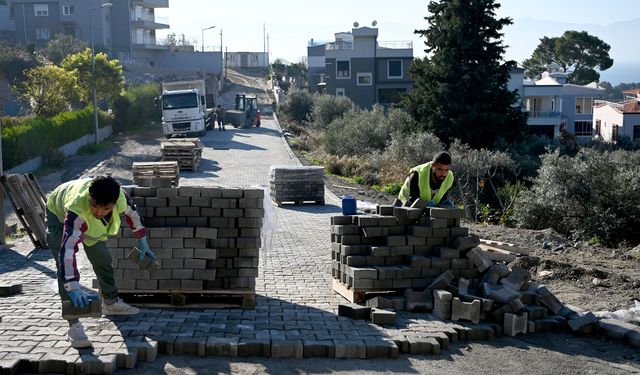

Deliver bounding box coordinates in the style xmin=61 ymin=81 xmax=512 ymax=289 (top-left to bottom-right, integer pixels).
xmin=47 ymin=178 xmax=126 ymax=246
xmin=398 ymin=161 xmax=454 ymax=204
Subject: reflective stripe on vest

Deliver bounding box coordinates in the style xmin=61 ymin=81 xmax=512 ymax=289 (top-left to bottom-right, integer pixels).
xmin=46 ymin=178 xmax=127 ymax=246
xmin=398 ymin=161 xmax=454 ymax=204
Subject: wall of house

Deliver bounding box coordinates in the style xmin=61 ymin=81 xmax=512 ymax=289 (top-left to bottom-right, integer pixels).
xmin=623 ymin=113 xmax=640 ymax=140
xmin=226 ymin=52 xmax=268 ymax=68
xmin=307 ymin=44 xmax=326 ymax=93
xmin=594 ymin=105 xmax=623 ymax=141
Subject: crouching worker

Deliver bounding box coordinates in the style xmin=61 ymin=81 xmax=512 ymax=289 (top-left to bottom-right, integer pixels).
xmin=398 ymin=151 xmax=455 ymax=207
xmin=46 ymin=175 xmax=156 ymax=348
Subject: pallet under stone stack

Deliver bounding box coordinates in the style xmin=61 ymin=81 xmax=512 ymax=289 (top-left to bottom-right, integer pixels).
xmin=102 ymin=185 xmax=264 ymax=308
xmin=270 ymin=166 xmax=325 ymax=205
xmin=161 ymin=138 xmax=203 ymax=171
xmin=332 ymin=204 xmax=591 ymax=337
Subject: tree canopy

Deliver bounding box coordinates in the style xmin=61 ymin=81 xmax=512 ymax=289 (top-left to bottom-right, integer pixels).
xmin=16 ymin=65 xmax=79 ymax=117
xmin=60 ymin=48 xmax=124 ymax=105
xmin=402 ymin=0 xmax=527 ymax=148
xmin=42 ymin=33 xmax=88 ymax=65
xmin=522 ymin=30 xmax=613 ymax=85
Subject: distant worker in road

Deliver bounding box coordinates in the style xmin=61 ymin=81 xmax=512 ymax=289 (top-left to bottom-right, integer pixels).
xmin=215 ymin=104 xmax=226 ymax=131
xmin=46 ymin=176 xmax=156 ymax=348
xmin=398 ymin=151 xmax=455 ymax=207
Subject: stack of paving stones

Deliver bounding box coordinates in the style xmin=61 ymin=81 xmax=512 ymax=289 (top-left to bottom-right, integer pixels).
xmin=103 ymin=185 xmax=264 ymax=304
xmin=332 ymin=201 xmax=602 ymax=348
xmin=269 ymin=165 xmax=325 ymax=205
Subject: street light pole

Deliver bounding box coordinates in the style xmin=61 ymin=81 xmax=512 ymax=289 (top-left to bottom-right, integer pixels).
xmin=201 ymin=25 xmax=215 ymax=100
xmin=90 ymin=3 xmax=112 ymax=145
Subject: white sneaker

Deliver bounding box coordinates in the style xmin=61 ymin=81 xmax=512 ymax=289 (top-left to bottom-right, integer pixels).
xmin=102 ymin=298 xmax=140 ymax=315
xmin=68 ymin=322 xmax=92 ymax=348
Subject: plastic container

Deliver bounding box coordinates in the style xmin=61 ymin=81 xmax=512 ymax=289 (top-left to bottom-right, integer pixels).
xmin=342 ymin=195 xmax=357 ymax=215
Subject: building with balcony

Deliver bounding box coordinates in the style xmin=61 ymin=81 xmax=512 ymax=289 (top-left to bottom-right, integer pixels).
xmin=510 ymin=70 xmax=604 ymax=139
xmin=593 ymin=89 xmax=640 ymax=142
xmin=8 ymin=0 xmax=169 ymax=64
xmin=307 ymin=26 xmax=413 ymax=109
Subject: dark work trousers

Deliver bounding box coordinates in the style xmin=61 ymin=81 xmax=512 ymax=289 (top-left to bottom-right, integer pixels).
xmin=46 ymin=208 xmax=118 ymax=303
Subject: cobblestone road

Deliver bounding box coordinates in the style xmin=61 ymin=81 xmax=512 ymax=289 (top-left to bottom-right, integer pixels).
xmin=0 ymin=116 xmax=638 ymax=374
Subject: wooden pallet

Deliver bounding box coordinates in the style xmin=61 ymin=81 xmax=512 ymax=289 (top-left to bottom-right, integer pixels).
xmin=118 ymin=289 xmax=256 ymax=309
xmin=161 ymin=139 xmax=203 ymax=171
xmin=0 ymin=173 xmax=48 ymax=249
xmin=132 ymin=161 xmax=179 ymax=187
xmin=332 ymin=279 xmax=398 ymax=304
xmin=272 ymin=199 xmax=325 ymax=207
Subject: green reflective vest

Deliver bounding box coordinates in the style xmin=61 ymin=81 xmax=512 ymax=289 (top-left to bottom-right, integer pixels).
xmin=47 ymin=178 xmax=126 ymax=246
xmin=398 ymin=161 xmax=454 ymax=204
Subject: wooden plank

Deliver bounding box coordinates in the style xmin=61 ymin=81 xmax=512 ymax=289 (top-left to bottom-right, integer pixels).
xmin=0 ymin=174 xmax=48 ymax=249
xmin=331 ymin=279 xmax=396 ymax=304
xmin=479 ymin=239 xmax=530 ymax=255
xmin=478 ymin=245 xmax=517 ymax=262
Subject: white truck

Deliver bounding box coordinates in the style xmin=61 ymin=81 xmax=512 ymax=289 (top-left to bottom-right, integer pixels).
xmin=159 ymin=80 xmax=213 ymax=138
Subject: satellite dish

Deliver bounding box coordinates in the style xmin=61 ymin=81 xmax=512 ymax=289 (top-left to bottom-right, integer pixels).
xmin=372 ymin=20 xmax=377 ymax=27
xmin=353 ymin=21 xmax=359 ymax=28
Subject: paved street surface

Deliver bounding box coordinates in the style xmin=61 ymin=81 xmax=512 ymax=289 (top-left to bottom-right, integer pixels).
xmin=1 ymin=116 xmax=639 ymax=374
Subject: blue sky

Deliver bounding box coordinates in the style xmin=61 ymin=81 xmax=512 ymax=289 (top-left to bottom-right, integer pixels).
xmin=156 ymin=0 xmax=640 ymax=78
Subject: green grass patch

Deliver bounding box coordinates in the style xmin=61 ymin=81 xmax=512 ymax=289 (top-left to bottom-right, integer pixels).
xmin=373 ymin=182 xmax=402 ymax=196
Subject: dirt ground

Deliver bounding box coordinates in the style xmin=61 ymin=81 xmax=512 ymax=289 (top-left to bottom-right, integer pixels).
xmin=289 ymin=145 xmax=640 ymax=315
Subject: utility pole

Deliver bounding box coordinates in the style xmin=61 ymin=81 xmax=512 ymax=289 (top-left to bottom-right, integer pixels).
xmin=220 ymin=29 xmax=224 ymax=89
xmin=263 ymin=23 xmax=266 ymax=68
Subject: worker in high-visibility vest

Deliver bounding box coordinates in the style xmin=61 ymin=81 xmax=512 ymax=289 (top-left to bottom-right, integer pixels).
xmin=398 ymin=151 xmax=455 ymax=207
xmin=46 ymin=175 xmax=155 ymax=348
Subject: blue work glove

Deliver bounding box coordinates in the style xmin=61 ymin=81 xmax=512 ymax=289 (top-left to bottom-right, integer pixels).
xmin=137 ymin=236 xmax=156 ymax=262
xmin=440 ymin=199 xmax=455 ymax=207
xmin=68 ymin=289 xmax=98 ymax=308
xmin=427 ymin=200 xmax=437 ymax=207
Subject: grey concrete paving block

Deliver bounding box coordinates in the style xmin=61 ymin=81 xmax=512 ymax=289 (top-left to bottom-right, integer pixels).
xmin=206 ymin=337 xmax=239 ymax=357
xmin=451 ymin=234 xmax=480 ymax=251
xmin=537 ymin=285 xmax=565 ymax=314
xmin=338 ymin=304 xmax=371 ymax=320
xmin=500 ymin=266 xmax=531 ymax=290
xmin=598 ymin=318 xmax=638 ymax=340
xmin=365 ymin=339 xmax=399 ymax=359
xmin=334 ymin=340 xmax=367 ymax=359
xmin=428 ymin=207 xmax=466 ymax=219
xmin=271 ymin=339 xmax=303 ymax=358
xmin=408 ymin=336 xmax=441 ymax=355
xmin=371 ymin=308 xmax=396 ymax=326
xmin=451 ymin=298 xmax=481 ymax=324
xmin=504 ymin=312 xmax=528 ymax=336
xmin=302 ymin=340 xmax=334 ymax=358
xmin=0 ymin=283 xmax=22 ymax=296
xmin=238 ymin=338 xmax=270 ymax=357
xmin=568 ymin=312 xmax=599 ymax=334
xmin=433 ymin=289 xmax=453 ymax=320
xmin=174 ymin=336 xmax=206 ymax=356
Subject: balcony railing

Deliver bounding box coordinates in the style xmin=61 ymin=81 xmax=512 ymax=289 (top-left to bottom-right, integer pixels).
xmin=377 ymin=41 xmax=412 ymax=49
xmin=132 ymin=36 xmax=157 ymax=45
xmin=325 ymin=41 xmax=353 ymax=51
xmin=529 ymin=111 xmax=561 ymax=118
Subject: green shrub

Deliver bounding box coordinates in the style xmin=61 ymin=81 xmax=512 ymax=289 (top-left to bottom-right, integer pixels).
xmin=310 ymin=95 xmax=354 ymax=130
xmin=279 ymin=89 xmax=313 ymax=123
xmin=513 ymin=148 xmax=640 ymax=246
xmin=112 ymin=84 xmax=161 ymax=132
xmin=324 ymin=105 xmax=398 ymax=157
xmin=1 ymin=107 xmax=98 ymax=169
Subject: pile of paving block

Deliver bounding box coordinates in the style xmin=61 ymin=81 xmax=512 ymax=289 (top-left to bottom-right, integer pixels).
xmin=269 ymin=165 xmax=325 ymax=205
xmin=332 ymin=201 xmax=602 ymax=338
xmin=101 ymin=185 xmax=264 ymax=307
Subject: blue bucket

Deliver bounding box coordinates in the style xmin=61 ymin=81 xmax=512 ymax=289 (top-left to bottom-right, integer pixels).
xmin=342 ymin=195 xmax=357 ymax=215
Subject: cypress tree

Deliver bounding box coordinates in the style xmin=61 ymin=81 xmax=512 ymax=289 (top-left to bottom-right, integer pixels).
xmin=403 ymin=0 xmax=528 ymax=148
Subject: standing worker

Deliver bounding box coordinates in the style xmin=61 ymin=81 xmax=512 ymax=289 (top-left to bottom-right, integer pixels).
xmin=398 ymin=151 xmax=455 ymax=207
xmin=215 ymin=104 xmax=226 ymax=131
xmin=46 ymin=175 xmax=156 ymax=348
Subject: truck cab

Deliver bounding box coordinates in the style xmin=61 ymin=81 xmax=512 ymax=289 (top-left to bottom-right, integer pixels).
xmin=160 ymin=80 xmax=212 ymax=138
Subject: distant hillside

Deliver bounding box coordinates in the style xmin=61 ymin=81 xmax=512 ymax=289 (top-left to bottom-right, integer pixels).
xmin=503 ymin=17 xmax=640 ymax=84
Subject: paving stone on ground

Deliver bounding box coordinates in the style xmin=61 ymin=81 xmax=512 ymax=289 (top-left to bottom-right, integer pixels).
xmin=2 ymin=116 xmax=631 ymax=372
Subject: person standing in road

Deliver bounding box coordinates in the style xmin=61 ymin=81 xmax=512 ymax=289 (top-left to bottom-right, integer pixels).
xmin=46 ymin=175 xmax=156 ymax=348
xmin=216 ymin=104 xmax=226 ymax=131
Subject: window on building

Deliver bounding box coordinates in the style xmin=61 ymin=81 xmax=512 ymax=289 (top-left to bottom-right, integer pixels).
xmin=634 ymin=125 xmax=640 ymax=141
xmin=357 ymin=73 xmax=372 ymax=86
xmin=388 ymin=60 xmax=402 ymax=78
xmin=574 ymin=121 xmax=593 ymax=136
xmin=595 ymin=120 xmax=601 ymax=136
xmin=62 ymin=5 xmax=74 ymax=15
xmin=34 ymin=4 xmax=48 ymax=16
xmin=336 ymin=88 xmax=345 ymax=97
xmin=612 ymin=124 xmax=619 ymax=140
xmin=35 ymin=27 xmax=50 ymax=40
xmin=575 ymin=97 xmax=594 ymax=114
xmin=336 ymin=60 xmax=350 ymax=79
xmin=378 ymin=88 xmax=406 ymax=104
xmin=0 ymin=0 xmax=8 ymax=5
